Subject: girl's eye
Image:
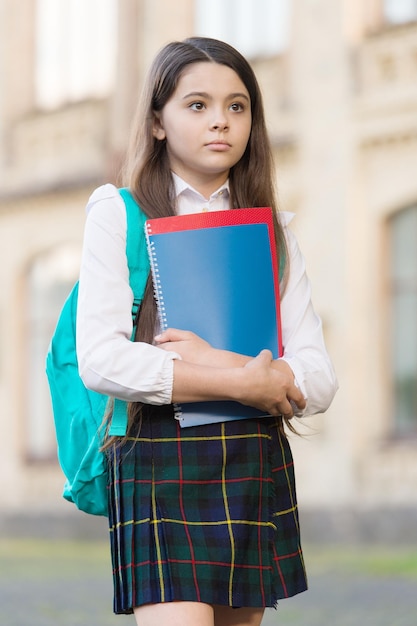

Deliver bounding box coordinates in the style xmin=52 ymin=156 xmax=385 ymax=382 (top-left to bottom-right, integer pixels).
xmin=189 ymin=102 xmax=205 ymax=111
xmin=230 ymin=102 xmax=244 ymax=112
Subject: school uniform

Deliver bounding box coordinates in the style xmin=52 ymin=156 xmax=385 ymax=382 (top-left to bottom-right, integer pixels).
xmin=76 ymin=180 xmax=338 ymax=614
xmin=108 ymin=408 xmax=306 ymax=613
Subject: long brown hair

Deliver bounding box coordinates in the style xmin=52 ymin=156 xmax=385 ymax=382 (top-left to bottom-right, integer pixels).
xmin=112 ymin=37 xmax=290 ymax=437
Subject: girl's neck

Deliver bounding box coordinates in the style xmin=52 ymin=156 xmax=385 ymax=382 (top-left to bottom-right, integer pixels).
xmin=172 ymin=170 xmax=228 ymax=200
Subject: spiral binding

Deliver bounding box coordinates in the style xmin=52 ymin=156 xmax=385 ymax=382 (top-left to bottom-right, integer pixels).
xmin=145 ymin=226 xmax=168 ymax=332
xmin=145 ymin=222 xmax=183 ymax=423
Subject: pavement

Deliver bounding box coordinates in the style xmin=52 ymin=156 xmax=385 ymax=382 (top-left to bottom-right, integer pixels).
xmin=1 ymin=539 xmax=416 ymax=625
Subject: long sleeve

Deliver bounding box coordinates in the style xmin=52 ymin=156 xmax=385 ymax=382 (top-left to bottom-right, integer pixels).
xmin=279 ymin=214 xmax=338 ymax=416
xmin=76 ymin=183 xmax=337 ymax=414
xmin=76 ymin=184 xmax=180 ymax=404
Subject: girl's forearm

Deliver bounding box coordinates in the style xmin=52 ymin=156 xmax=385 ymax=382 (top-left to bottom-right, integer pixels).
xmin=171 ymin=350 xmax=305 ymax=416
xmin=202 ymin=347 xmax=251 ymax=369
xmin=171 ymin=360 xmax=246 ymax=404
xmin=157 ymin=329 xmax=305 ymax=415
xmin=155 ymin=329 xmax=251 ymax=369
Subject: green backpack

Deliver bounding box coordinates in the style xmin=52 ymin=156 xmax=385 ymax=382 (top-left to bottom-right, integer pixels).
xmin=45 ymin=188 xmax=149 ymax=516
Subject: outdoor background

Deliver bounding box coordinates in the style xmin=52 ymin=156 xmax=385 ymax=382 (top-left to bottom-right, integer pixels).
xmin=0 ymin=0 xmax=416 ymax=624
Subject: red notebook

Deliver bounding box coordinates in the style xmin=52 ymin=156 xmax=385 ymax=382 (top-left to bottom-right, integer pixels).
xmin=145 ymin=208 xmax=282 ymax=427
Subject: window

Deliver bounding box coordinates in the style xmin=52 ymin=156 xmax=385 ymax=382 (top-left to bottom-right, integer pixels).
xmin=26 ymin=245 xmax=81 ymax=461
xmin=195 ymin=0 xmax=291 ymax=58
xmin=35 ymin=0 xmax=117 ymax=109
xmin=389 ymin=206 xmax=417 ymax=435
xmin=384 ymin=0 xmax=417 ymax=24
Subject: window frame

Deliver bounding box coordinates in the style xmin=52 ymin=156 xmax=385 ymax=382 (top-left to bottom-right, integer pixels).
xmin=24 ymin=244 xmax=81 ymax=463
xmin=35 ymin=0 xmax=117 ymax=109
xmin=383 ymin=0 xmax=417 ymax=25
xmin=387 ymin=204 xmax=417 ymax=438
xmin=194 ymin=0 xmax=291 ymax=59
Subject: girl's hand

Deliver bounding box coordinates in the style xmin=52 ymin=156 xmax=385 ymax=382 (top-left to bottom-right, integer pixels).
xmin=155 ymin=328 xmax=215 ymax=366
xmin=164 ymin=332 xmax=306 ymax=418
xmin=241 ymin=351 xmax=306 ymax=417
xmin=271 ymin=358 xmax=306 ymax=417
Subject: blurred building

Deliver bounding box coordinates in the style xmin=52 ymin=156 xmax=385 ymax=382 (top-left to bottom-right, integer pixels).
xmin=0 ymin=0 xmax=416 ymax=541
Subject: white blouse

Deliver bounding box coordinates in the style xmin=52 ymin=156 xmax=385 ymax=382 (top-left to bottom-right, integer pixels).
xmin=76 ymin=181 xmax=338 ymax=416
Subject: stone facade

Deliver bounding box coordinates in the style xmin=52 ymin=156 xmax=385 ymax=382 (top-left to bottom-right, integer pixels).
xmin=1 ymin=0 xmax=416 ymax=540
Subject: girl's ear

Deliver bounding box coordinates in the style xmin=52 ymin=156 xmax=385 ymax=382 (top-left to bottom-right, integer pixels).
xmin=152 ymin=113 xmax=166 ymax=140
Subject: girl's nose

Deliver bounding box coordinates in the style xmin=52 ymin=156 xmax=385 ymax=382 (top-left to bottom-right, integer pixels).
xmin=210 ymin=114 xmax=229 ymax=131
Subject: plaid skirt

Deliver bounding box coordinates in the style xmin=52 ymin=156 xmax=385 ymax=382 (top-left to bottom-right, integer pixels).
xmin=107 ymin=405 xmax=307 ymax=614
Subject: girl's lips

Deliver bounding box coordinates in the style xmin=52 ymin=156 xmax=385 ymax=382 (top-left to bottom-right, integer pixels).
xmin=206 ymin=141 xmax=231 ymax=151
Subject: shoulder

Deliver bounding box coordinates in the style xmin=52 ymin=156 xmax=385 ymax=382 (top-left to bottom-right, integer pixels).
xmin=85 ymin=183 xmax=126 ymax=229
xmin=86 ymin=183 xmax=123 ymax=207
xmin=86 ymin=183 xmax=125 ymax=216
xmin=278 ymin=211 xmax=295 ymax=229
xmin=278 ymin=211 xmax=302 ymax=259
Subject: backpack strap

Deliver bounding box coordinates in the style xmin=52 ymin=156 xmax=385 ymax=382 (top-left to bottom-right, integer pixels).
xmin=109 ymin=188 xmax=150 ymax=436
xmin=120 ymin=187 xmax=150 ymax=326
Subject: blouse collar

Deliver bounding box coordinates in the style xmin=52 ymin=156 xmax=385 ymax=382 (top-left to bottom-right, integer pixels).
xmin=172 ymin=172 xmax=230 ymax=202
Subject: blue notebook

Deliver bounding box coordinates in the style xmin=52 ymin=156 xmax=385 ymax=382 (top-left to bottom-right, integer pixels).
xmin=145 ymin=208 xmax=282 ymax=427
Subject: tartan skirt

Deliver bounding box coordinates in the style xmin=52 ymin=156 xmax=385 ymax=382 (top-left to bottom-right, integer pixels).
xmin=107 ymin=405 xmax=307 ymax=614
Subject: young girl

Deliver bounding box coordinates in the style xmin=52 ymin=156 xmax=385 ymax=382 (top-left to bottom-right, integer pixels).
xmin=76 ymin=37 xmax=338 ymax=626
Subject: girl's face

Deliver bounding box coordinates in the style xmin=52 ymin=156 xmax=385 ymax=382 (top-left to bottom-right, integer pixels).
xmin=153 ymin=62 xmax=252 ymax=197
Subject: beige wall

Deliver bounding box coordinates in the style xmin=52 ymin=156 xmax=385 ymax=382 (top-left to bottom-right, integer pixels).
xmin=0 ymin=189 xmax=87 ymax=512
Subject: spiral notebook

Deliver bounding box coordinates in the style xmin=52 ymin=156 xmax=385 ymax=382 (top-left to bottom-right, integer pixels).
xmin=145 ymin=208 xmax=282 ymax=427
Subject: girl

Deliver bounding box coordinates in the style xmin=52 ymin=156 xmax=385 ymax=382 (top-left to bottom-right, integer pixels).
xmin=76 ymin=37 xmax=338 ymax=626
